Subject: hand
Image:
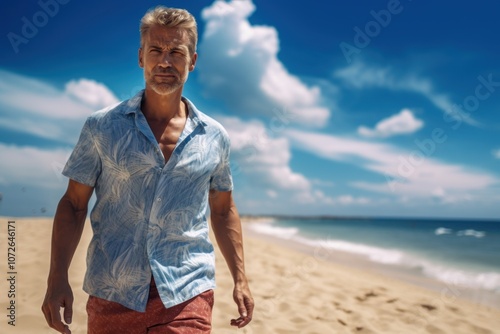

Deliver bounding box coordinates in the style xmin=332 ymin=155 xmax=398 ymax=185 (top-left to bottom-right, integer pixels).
xmin=230 ymin=280 xmax=254 ymax=328
xmin=41 ymin=278 xmax=73 ymax=334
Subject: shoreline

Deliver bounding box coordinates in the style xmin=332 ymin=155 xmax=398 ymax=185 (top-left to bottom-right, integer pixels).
xmin=241 ymin=218 xmax=500 ymax=311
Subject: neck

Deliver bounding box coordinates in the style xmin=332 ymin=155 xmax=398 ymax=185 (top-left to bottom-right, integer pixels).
xmin=141 ymin=87 xmax=185 ymax=121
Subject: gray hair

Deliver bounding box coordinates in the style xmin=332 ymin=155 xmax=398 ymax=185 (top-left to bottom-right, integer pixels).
xmin=140 ymin=6 xmax=198 ymax=55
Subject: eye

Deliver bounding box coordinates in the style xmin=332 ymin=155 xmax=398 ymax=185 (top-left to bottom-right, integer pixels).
xmin=171 ymin=48 xmax=187 ymax=56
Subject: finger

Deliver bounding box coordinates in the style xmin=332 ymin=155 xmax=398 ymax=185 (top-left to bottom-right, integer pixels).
xmin=231 ymin=317 xmax=250 ymax=328
xmin=244 ymin=296 xmax=254 ymax=319
xmin=235 ymin=295 xmax=247 ymax=318
xmin=41 ymin=303 xmax=53 ymax=328
xmin=48 ymin=304 xmax=67 ymax=333
xmin=235 ymin=315 xmax=251 ymax=328
xmin=238 ymin=316 xmax=252 ymax=328
xmin=234 ymin=296 xmax=254 ymax=328
xmin=230 ymin=317 xmax=245 ymax=327
xmin=64 ymin=299 xmax=73 ymax=324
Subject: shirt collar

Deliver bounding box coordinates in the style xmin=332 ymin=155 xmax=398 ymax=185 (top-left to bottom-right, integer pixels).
xmin=123 ymin=89 xmax=207 ymax=127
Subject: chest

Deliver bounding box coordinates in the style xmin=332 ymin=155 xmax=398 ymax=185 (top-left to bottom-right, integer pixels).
xmin=95 ymin=118 xmax=221 ymax=186
xmin=147 ymin=118 xmax=186 ymax=164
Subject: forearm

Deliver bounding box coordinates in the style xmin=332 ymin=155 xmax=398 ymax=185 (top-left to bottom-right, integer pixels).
xmin=48 ymin=195 xmax=87 ymax=280
xmin=211 ymin=206 xmax=247 ymax=283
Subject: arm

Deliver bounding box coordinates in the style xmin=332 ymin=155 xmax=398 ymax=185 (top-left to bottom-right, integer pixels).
xmin=209 ymin=189 xmax=254 ymax=328
xmin=42 ymin=179 xmax=94 ymax=334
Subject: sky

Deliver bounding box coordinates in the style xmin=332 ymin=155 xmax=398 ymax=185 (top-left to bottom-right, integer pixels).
xmin=0 ymin=0 xmax=499 ymax=219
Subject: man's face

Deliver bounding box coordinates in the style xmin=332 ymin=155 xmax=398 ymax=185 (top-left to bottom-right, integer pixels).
xmin=139 ymin=25 xmax=197 ymax=96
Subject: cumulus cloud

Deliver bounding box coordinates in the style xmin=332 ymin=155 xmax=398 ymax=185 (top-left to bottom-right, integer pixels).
xmin=198 ymin=0 xmax=329 ymax=127
xmin=217 ymin=116 xmax=364 ymax=208
xmin=0 ymin=70 xmax=120 ymax=195
xmin=286 ymin=129 xmax=499 ymax=202
xmin=358 ymin=108 xmax=424 ymax=138
xmin=334 ymin=61 xmax=480 ymax=126
xmin=0 ymin=143 xmax=71 ymax=189
xmin=0 ymin=70 xmax=119 ymax=143
xmin=220 ymin=116 xmax=311 ymax=191
xmin=217 ymin=114 xmax=382 ymax=209
xmin=65 ymin=79 xmax=119 ymax=109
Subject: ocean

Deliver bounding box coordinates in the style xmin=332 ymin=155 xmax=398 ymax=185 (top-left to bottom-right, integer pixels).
xmin=245 ymin=216 xmax=500 ymax=308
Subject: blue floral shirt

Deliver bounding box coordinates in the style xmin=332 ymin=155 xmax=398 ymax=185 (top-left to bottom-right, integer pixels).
xmin=63 ymin=90 xmax=233 ymax=312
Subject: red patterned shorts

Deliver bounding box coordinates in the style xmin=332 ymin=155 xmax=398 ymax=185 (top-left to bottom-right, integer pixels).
xmin=86 ymin=279 xmax=214 ymax=334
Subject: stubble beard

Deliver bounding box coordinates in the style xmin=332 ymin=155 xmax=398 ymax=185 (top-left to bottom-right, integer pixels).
xmin=147 ymin=71 xmax=189 ymax=96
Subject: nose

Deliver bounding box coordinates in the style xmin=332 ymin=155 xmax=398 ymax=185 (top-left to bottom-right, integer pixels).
xmin=159 ymin=53 xmax=173 ymax=68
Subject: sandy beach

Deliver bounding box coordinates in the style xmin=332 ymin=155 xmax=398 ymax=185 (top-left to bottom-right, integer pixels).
xmin=0 ymin=217 xmax=499 ymax=334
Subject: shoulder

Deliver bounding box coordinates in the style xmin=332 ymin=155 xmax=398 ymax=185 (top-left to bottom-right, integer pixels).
xmin=86 ymin=100 xmax=126 ymax=124
xmin=86 ymin=90 xmax=143 ymax=126
xmin=184 ymin=97 xmax=230 ymax=142
xmin=201 ymin=113 xmax=230 ymax=140
xmin=84 ymin=97 xmax=141 ymax=136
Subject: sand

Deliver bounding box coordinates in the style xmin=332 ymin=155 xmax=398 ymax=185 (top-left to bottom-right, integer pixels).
xmin=0 ymin=217 xmax=499 ymax=334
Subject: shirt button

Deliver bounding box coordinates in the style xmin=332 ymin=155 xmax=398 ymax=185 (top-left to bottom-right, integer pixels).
xmin=156 ymin=197 xmax=161 ymax=202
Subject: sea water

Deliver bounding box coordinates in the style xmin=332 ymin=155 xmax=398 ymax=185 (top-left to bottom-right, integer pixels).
xmin=246 ymin=217 xmax=500 ymax=307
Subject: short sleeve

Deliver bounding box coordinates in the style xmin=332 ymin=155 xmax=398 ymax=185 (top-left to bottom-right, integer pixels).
xmin=209 ymin=132 xmax=233 ymax=192
xmin=62 ymin=118 xmax=102 ymax=187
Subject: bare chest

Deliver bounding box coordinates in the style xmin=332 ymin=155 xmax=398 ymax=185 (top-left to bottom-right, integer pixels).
xmin=147 ymin=118 xmax=186 ymax=164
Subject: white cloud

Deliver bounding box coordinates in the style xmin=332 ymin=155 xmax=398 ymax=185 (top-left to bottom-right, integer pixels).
xmin=0 ymin=70 xmax=120 ymax=144
xmin=0 ymin=117 xmax=68 ymax=142
xmin=221 ymin=116 xmax=383 ymax=208
xmin=492 ymin=149 xmax=500 ymax=159
xmin=334 ymin=61 xmax=480 ymax=126
xmin=199 ymin=0 xmax=329 ymax=127
xmin=0 ymin=70 xmax=118 ymax=120
xmin=336 ymin=195 xmax=371 ymax=205
xmin=294 ymin=191 xmax=371 ymax=206
xmin=286 ymin=129 xmax=500 ymax=202
xmin=358 ymin=108 xmax=424 ymax=138
xmin=65 ymin=79 xmax=119 ymax=109
xmin=219 ymin=116 xmax=346 ymax=207
xmin=266 ymin=190 xmax=277 ymax=198
xmin=0 ymin=71 xmax=120 ymax=201
xmin=220 ymin=116 xmax=310 ymax=191
xmin=0 ymin=143 xmax=71 ymax=189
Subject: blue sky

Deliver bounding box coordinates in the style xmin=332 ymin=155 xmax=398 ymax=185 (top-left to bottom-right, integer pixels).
xmin=1 ymin=0 xmax=499 ymax=219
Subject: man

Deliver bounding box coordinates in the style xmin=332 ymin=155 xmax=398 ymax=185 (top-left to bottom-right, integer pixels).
xmin=42 ymin=6 xmax=254 ymax=334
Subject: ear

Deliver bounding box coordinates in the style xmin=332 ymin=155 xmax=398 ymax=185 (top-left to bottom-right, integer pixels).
xmin=189 ymin=52 xmax=198 ymax=72
xmin=138 ymin=47 xmax=144 ymax=68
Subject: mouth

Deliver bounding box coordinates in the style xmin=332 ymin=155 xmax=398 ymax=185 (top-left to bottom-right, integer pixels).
xmin=154 ymin=74 xmax=176 ymax=78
